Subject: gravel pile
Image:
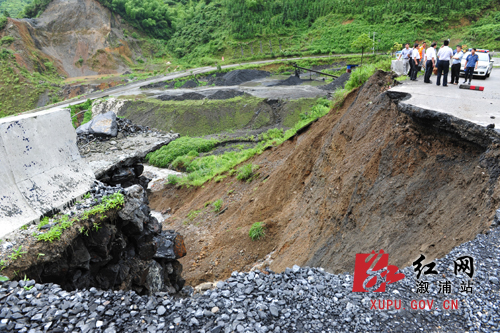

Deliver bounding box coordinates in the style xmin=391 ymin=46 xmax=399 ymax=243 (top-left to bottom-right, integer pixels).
xmin=269 ymin=76 xmax=303 ymax=87
xmin=77 ymin=117 xmax=152 ymax=145
xmin=157 ymin=92 xmax=205 ymax=101
xmin=207 ymin=90 xmax=245 ymax=100
xmin=319 ymin=73 xmax=351 ymax=91
xmin=1 ymin=224 xmax=499 ymax=332
xmin=43 ymin=180 xmax=122 ymax=221
xmin=221 ymin=70 xmax=271 ymax=86
xmin=180 ymin=80 xmax=199 ymax=89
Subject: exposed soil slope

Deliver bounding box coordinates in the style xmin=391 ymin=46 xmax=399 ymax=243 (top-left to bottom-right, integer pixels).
xmin=1 ymin=0 xmax=143 ymax=77
xmin=152 ymin=71 xmax=499 ymax=286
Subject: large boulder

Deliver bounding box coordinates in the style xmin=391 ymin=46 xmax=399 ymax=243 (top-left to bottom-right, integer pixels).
xmin=118 ymin=185 xmax=148 ymax=233
xmin=89 ymin=111 xmax=118 ymax=137
xmin=75 ymin=111 xmax=118 ymax=137
xmin=76 ymin=121 xmax=91 ymax=135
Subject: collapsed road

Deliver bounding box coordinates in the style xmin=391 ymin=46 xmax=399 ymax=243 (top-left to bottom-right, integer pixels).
xmin=1 ymin=70 xmax=500 ymax=332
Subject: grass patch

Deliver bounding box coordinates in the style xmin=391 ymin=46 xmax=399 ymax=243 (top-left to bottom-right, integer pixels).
xmin=236 ymin=164 xmax=260 ymax=182
xmin=35 ymin=193 xmax=124 ymax=243
xmin=184 ymin=209 xmax=202 ymax=224
xmin=69 ymin=99 xmax=93 ymax=128
xmin=146 ymin=136 xmax=218 ymax=168
xmin=212 ymin=199 xmax=223 ymax=213
xmin=249 ymin=222 xmax=265 ymax=241
xmin=167 ymin=174 xmax=181 ymax=185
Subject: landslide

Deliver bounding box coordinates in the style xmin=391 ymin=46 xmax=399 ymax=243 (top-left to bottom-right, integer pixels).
xmin=1 ymin=0 xmax=144 ymax=78
xmin=150 ymin=70 xmax=500 ymax=286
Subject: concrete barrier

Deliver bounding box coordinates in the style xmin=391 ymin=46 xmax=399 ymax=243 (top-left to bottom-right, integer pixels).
xmin=0 ymin=109 xmax=95 ymax=238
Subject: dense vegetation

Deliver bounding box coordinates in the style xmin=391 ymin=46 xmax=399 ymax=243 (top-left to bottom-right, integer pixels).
xmin=1 ymin=0 xmax=499 ymax=65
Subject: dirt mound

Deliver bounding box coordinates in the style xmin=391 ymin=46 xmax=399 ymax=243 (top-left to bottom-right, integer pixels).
xmin=150 ymin=70 xmax=499 ymax=286
xmin=319 ymin=73 xmax=351 ymax=91
xmin=222 ymin=69 xmax=271 ymax=86
xmin=269 ymin=75 xmax=303 ymax=86
xmin=207 ymin=90 xmax=245 ymax=100
xmin=157 ymin=92 xmax=205 ymax=101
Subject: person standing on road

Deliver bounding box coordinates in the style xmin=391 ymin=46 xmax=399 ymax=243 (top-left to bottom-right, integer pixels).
xmin=418 ymin=42 xmax=427 ymax=72
xmin=463 ymin=48 xmax=479 ymax=85
xmin=423 ymin=42 xmax=437 ymax=84
xmin=436 ymin=40 xmax=453 ymax=86
xmin=450 ymin=45 xmax=463 ymax=85
xmin=398 ymin=43 xmax=412 ymax=75
xmin=410 ymin=43 xmax=420 ymax=81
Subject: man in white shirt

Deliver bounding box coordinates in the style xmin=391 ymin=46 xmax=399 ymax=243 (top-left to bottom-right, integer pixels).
xmin=410 ymin=43 xmax=420 ymax=81
xmin=436 ymin=40 xmax=453 ymax=86
xmin=450 ymin=45 xmax=464 ymax=85
xmin=397 ymin=43 xmax=412 ymax=75
xmin=423 ymin=42 xmax=437 ymax=84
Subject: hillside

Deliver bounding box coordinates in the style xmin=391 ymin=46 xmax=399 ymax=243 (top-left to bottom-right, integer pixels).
xmin=2 ymin=0 xmax=500 ymax=65
xmin=149 ymin=71 xmax=496 ymax=285
xmin=0 ymin=0 xmax=165 ymax=116
xmin=0 ymin=0 xmax=499 ymax=115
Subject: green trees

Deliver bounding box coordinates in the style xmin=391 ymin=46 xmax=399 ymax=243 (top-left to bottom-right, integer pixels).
xmin=351 ymin=33 xmax=372 ymax=65
xmin=390 ymin=42 xmax=402 ymax=57
xmin=105 ymin=0 xmax=174 ymax=39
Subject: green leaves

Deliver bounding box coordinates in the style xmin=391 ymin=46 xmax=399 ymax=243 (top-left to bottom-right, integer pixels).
xmin=351 ymin=33 xmax=372 ymax=53
xmin=249 ymin=222 xmax=265 ymax=241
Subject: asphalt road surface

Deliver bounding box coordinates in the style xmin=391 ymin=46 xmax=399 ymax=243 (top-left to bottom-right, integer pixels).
xmin=20 ymin=54 xmax=366 ymax=116
xmin=390 ymin=68 xmax=500 ymax=128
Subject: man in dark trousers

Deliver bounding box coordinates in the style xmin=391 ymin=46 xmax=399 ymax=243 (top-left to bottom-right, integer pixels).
xmin=450 ymin=45 xmax=464 ymax=85
xmin=463 ymin=48 xmax=479 ymax=85
xmin=410 ymin=43 xmax=420 ymax=81
xmin=423 ymin=42 xmax=437 ymax=83
xmin=436 ymin=40 xmax=453 ymax=86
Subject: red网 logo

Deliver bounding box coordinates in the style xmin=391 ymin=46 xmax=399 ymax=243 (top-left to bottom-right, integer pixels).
xmin=352 ymin=250 xmax=405 ymax=292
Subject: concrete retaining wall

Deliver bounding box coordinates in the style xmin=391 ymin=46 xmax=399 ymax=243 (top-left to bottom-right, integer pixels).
xmin=0 ymin=109 xmax=95 ymax=238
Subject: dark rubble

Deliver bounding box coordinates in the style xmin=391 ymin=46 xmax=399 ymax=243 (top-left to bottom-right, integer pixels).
xmin=0 ymin=224 xmax=499 ymax=332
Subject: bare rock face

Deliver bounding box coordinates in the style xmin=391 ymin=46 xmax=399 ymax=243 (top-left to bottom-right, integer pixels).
xmin=1 ymin=0 xmax=143 ymax=77
xmin=17 ymin=185 xmax=186 ymax=295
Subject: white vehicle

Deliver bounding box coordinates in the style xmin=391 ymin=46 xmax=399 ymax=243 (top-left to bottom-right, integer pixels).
xmin=460 ymin=49 xmax=494 ymax=78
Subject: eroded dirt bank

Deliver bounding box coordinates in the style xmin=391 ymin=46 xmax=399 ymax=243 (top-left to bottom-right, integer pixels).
xmin=150 ymin=71 xmax=500 ymax=286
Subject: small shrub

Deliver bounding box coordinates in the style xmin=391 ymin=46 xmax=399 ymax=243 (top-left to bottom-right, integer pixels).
xmin=44 ymin=62 xmax=54 ymax=71
xmin=167 ymin=174 xmax=180 ymax=185
xmin=75 ymin=57 xmax=84 ymax=67
xmin=131 ymin=32 xmax=139 ymax=39
xmin=249 ymin=222 xmax=265 ymax=241
xmin=0 ymin=36 xmax=14 ymax=46
xmin=0 ymin=48 xmax=13 ymax=59
xmin=345 ymin=64 xmax=377 ymax=91
xmin=212 ymin=199 xmax=223 ymax=213
xmin=237 ymin=163 xmax=260 ymax=182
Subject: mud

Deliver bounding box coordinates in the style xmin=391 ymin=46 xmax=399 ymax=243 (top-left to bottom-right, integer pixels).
xmin=149 ymin=71 xmax=499 ymax=286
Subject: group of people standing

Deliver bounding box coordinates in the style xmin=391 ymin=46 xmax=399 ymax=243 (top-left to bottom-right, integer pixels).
xmin=398 ymin=40 xmax=480 ymax=86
